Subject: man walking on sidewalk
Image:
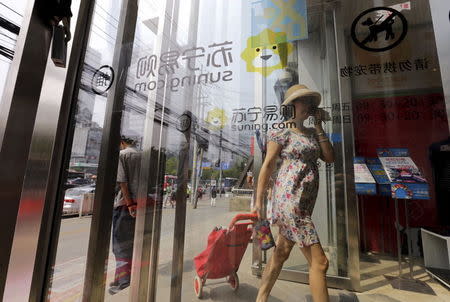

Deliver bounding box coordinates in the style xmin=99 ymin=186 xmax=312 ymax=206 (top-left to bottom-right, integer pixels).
xmin=210 ymin=186 xmax=217 ymax=207
xmin=109 ymin=136 xmax=140 ymax=295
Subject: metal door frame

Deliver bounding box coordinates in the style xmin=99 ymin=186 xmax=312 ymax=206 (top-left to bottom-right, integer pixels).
xmin=429 ymin=0 xmax=450 ymax=132
xmin=0 ymin=0 xmax=97 ymax=301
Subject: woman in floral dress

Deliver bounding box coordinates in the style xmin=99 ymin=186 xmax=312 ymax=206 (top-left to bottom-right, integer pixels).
xmin=253 ymin=84 xmax=334 ymax=302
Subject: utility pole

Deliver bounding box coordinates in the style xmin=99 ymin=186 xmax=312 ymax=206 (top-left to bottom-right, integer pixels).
xmin=218 ymin=128 xmax=223 ymax=197
xmin=193 ymin=147 xmax=204 ymax=207
xmin=191 ymin=67 xmax=208 ymax=208
xmin=189 ymin=84 xmax=200 ymax=205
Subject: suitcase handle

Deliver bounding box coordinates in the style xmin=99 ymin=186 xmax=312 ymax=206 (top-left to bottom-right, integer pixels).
xmin=228 ymin=213 xmax=258 ymax=230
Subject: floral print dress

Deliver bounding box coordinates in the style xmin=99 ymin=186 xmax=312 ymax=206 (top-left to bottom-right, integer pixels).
xmin=267 ymin=128 xmax=321 ymax=247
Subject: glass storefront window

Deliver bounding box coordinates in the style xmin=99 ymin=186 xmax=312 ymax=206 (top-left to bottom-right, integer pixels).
xmin=345 ymin=0 xmax=449 ymax=254
xmin=116 ymin=0 xmax=355 ymax=299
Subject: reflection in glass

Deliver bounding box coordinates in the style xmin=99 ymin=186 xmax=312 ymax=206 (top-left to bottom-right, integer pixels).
xmin=46 ymin=1 xmax=122 ymax=300
xmin=0 ymin=1 xmax=25 ymax=103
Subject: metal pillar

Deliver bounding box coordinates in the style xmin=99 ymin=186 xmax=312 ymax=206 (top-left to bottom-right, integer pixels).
xmin=404 ymin=199 xmax=414 ymax=278
xmin=395 ymin=198 xmax=403 ymax=277
xmin=133 ymin=0 xmax=177 ymax=300
xmin=82 ymin=0 xmax=138 ymax=300
xmin=0 ymin=1 xmax=55 ymax=299
xmin=251 ymin=41 xmax=267 ymax=276
xmin=170 ymin=113 xmax=192 ymax=302
xmin=394 ymin=198 xmax=415 ymax=279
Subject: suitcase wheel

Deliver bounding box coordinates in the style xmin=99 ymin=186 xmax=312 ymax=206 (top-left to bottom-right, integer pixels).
xmin=227 ymin=271 xmax=239 ymax=291
xmin=194 ymin=276 xmax=203 ymax=299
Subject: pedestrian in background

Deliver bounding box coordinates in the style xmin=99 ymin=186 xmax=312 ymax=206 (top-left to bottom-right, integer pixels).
xmin=169 ymin=187 xmax=177 ymax=208
xmin=163 ymin=184 xmax=172 ymax=208
xmin=210 ymin=186 xmax=217 ymax=207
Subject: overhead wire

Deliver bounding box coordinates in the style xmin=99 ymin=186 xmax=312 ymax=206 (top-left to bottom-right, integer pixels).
xmin=0 ymin=36 xmax=15 ymax=46
xmin=77 ymin=1 xmax=250 ymax=157
xmin=94 ymin=0 xmax=198 ymax=52
xmin=0 ymin=32 xmax=16 ymax=41
xmin=0 ymin=3 xmax=23 ymax=17
xmin=94 ymin=3 xmax=149 ymax=49
xmin=0 ymin=13 xmax=20 ymax=27
xmin=0 ymin=56 xmax=10 ymax=63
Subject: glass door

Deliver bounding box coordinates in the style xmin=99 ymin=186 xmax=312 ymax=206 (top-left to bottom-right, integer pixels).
xmin=44 ymin=0 xmax=360 ymax=301
xmin=254 ymin=1 xmax=359 ymax=290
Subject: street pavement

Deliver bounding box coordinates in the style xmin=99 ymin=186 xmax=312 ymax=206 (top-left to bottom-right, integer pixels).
xmin=46 ymin=195 xmax=449 ymax=302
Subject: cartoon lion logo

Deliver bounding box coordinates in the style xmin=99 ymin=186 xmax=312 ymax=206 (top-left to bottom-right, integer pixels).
xmin=241 ymin=29 xmax=294 ymax=77
xmin=206 ymin=108 xmax=228 ymax=131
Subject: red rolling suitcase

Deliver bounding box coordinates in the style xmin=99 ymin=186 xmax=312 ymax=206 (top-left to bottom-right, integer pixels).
xmin=193 ymin=213 xmax=257 ymax=298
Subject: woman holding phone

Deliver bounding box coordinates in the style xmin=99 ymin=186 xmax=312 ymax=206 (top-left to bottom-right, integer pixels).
xmin=252 ymin=84 xmax=334 ymax=302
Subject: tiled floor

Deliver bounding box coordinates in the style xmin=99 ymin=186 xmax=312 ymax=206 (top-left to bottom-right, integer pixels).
xmin=357 ymin=253 xmax=450 ymax=302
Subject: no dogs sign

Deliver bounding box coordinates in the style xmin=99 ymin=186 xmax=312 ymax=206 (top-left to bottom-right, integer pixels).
xmin=351 ymin=7 xmax=408 ymax=52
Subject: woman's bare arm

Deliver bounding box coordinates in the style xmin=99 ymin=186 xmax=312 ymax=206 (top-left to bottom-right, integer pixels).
xmin=314 ymin=109 xmax=334 ymax=163
xmin=252 ymin=141 xmax=282 ymax=219
xmin=318 ymin=137 xmax=334 ymax=163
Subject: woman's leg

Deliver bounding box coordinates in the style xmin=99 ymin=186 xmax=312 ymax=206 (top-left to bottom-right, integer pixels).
xmin=300 ymin=243 xmax=329 ymax=302
xmin=256 ymin=233 xmax=295 ymax=302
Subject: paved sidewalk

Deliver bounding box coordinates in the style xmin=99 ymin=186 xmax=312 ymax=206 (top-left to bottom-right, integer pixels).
xmin=176 ymin=197 xmax=449 ymax=301
xmin=105 ymin=195 xmax=449 ymax=301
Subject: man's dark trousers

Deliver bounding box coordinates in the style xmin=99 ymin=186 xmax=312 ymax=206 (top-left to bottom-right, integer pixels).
xmin=112 ymin=205 xmax=135 ymax=286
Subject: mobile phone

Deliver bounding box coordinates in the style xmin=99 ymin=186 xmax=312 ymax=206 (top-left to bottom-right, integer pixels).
xmin=51 ymin=25 xmax=67 ymax=68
